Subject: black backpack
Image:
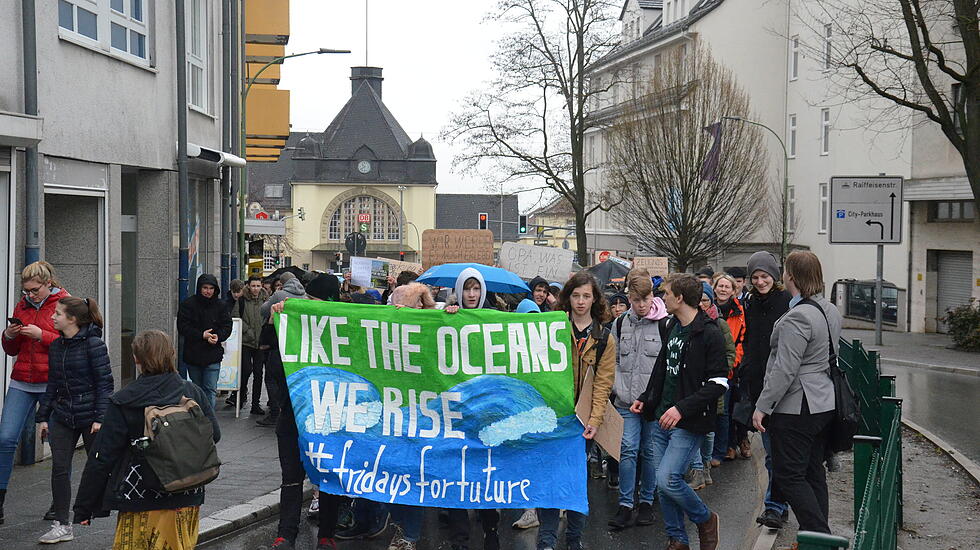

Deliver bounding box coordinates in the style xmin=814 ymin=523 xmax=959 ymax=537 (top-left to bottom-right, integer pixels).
xmin=800 ymin=299 xmax=861 ymax=452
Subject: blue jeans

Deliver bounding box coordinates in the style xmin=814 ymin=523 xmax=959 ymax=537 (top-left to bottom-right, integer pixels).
xmin=0 ymin=387 xmax=43 ymax=489
xmin=762 ymin=431 xmax=788 ymax=515
xmin=713 ymin=388 xmax=732 ymax=460
xmin=390 ymin=504 xmax=424 ymax=542
xmin=617 ymin=406 xmax=658 ymax=507
xmin=536 ymin=508 xmax=586 ymax=549
xmin=690 ymin=432 xmax=715 ymax=470
xmin=651 ymin=424 xmax=712 ymax=545
xmin=186 ymin=362 xmax=220 ymax=409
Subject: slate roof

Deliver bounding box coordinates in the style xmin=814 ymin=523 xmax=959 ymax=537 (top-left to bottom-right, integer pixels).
xmin=602 ymin=0 xmax=725 ymax=69
xmin=530 ymin=195 xmax=576 ymax=217
xmin=246 ymin=132 xmax=307 ymax=211
xmin=320 ymin=80 xmax=413 ymax=160
xmin=619 ymin=0 xmax=663 ymax=21
xmin=436 ymin=194 xmax=520 ymax=242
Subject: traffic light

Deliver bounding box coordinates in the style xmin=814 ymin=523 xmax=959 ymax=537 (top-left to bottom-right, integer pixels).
xmin=518 ymin=215 xmax=528 ymax=234
xmin=478 ymin=212 xmax=489 ymax=230
xmin=399 ymin=251 xmax=405 ymax=261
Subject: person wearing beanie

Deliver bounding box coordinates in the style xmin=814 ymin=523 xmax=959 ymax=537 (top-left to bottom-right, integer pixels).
xmin=364 ymin=289 xmax=383 ymax=304
xmin=608 ymin=293 xmax=630 ymax=319
xmin=527 ymin=276 xmax=553 ymax=312
xmin=304 ymin=273 xmax=341 ymax=302
xmin=741 ymin=250 xmax=792 ymax=530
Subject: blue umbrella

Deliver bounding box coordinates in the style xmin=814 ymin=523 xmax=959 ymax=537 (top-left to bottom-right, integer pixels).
xmin=416 ymin=263 xmax=530 ymax=294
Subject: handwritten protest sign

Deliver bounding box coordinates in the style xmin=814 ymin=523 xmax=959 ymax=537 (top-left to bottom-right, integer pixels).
xmin=631 ymin=256 xmax=669 ymax=278
xmin=381 ymin=258 xmax=424 ymax=276
xmin=275 ymin=302 xmax=588 ymax=513
xmin=498 ymin=242 xmax=574 ymax=282
xmin=421 ymin=229 xmax=494 ymax=269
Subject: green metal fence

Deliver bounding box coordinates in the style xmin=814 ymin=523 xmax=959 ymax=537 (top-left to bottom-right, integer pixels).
xmin=795 ymin=338 xmax=903 ymax=550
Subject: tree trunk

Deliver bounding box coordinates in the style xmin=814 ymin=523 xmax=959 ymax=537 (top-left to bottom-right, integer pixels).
xmin=574 ymin=206 xmax=589 ymax=268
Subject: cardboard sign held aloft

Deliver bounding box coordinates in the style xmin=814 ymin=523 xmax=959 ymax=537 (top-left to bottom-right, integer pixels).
xmin=498 ymin=242 xmax=575 ymax=283
xmin=421 ymin=229 xmax=495 ymax=269
xmin=382 ymin=258 xmax=424 ymax=276
xmin=631 ymin=256 xmax=669 ymax=279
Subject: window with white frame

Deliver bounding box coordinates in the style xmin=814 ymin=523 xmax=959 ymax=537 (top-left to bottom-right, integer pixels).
xmin=263 ymin=249 xmax=277 ymax=271
xmin=327 ymin=196 xmax=400 ymax=241
xmin=587 ymin=134 xmax=595 ymax=165
xmin=823 ymin=23 xmax=833 ymax=70
xmin=187 ymin=0 xmax=209 ymax=111
xmin=820 ymin=108 xmax=831 ymax=155
xmin=819 ymin=182 xmax=829 ymax=233
xmin=59 ymin=0 xmax=149 ymax=63
xmin=787 ymin=185 xmax=797 ymax=232
xmin=788 ymin=114 xmax=797 ymax=158
xmin=790 ymin=35 xmax=799 ymax=80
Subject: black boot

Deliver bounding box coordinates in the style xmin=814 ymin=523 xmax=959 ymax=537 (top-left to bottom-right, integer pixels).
xmin=607 ymin=505 xmax=632 ymax=530
xmin=0 ymin=488 xmax=6 ymax=524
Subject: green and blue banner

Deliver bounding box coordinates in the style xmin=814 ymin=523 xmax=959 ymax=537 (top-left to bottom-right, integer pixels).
xmin=275 ymin=301 xmax=587 ymax=513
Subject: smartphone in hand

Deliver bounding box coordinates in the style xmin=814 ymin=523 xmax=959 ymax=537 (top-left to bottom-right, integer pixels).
xmin=7 ymin=318 xmax=23 ymax=326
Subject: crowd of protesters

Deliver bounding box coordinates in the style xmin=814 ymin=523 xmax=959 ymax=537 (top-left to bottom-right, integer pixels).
xmin=1 ymin=247 xmax=844 ymax=550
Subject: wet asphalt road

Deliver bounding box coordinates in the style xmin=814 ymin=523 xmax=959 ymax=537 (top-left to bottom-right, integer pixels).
xmin=880 ymin=362 xmax=980 ymax=464
xmin=201 ymin=450 xmax=764 ymax=550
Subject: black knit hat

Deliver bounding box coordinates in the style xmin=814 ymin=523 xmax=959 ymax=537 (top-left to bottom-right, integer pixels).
xmin=728 ymin=266 xmax=747 ymax=279
xmin=305 ymin=273 xmax=340 ymax=302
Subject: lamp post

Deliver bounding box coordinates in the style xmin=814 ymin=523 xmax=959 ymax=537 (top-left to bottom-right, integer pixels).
xmin=397 ymin=185 xmax=407 ymax=259
xmin=239 ymin=48 xmax=350 ymax=277
xmin=722 ymin=115 xmax=791 ymax=265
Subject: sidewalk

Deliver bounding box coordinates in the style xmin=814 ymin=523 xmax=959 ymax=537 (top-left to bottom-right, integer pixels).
xmin=841 ymin=329 xmax=980 ymax=375
xmin=0 ymin=403 xmax=282 ymax=549
xmin=772 ymin=427 xmax=980 ymax=550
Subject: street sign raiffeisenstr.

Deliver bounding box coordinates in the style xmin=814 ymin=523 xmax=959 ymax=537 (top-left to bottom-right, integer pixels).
xmin=829 ymin=176 xmax=904 ymax=244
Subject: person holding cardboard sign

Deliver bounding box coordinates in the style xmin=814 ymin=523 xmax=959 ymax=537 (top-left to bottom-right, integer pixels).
xmin=535 ymin=272 xmax=616 ymax=550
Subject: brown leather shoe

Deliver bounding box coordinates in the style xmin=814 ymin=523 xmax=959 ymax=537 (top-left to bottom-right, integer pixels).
xmin=738 ymin=439 xmax=752 ymax=459
xmin=696 ymin=512 xmax=720 ymax=550
xmin=724 ymin=447 xmax=737 ymax=461
xmin=709 ymin=458 xmax=722 ymax=468
xmin=665 ymin=539 xmax=691 ymax=550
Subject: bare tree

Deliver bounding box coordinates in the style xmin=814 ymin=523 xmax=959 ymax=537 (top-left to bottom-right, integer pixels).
xmin=605 ymin=44 xmax=771 ymax=272
xmin=799 ymin=0 xmax=980 ymax=210
xmin=441 ymin=0 xmax=621 ymax=263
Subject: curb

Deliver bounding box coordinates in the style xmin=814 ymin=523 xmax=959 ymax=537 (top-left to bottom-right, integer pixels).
xmin=901 ymin=418 xmax=980 ymax=486
xmin=197 ymin=482 xmax=314 ymax=544
xmin=879 ymin=358 xmax=980 ymax=377
xmin=743 ymin=434 xmax=778 ymax=550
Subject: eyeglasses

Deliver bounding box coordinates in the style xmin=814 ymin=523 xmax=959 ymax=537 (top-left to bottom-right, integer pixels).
xmin=22 ymin=285 xmax=46 ymax=296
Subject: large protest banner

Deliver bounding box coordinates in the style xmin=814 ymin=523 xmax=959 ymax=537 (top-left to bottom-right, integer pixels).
xmin=275 ymin=301 xmax=588 ymax=513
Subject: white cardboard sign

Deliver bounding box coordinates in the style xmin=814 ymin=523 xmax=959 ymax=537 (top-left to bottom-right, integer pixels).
xmin=498 ymin=242 xmax=575 ymax=282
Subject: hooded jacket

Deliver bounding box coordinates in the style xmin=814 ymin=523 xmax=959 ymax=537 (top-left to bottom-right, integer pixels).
xmin=3 ymin=287 xmax=70 ymax=384
xmin=236 ymin=289 xmax=268 ymax=350
xmin=260 ymin=278 xmax=307 ymax=321
xmin=611 ymin=299 xmax=669 ymax=407
xmin=72 ymin=372 xmax=220 ymax=521
xmin=451 ymin=267 xmax=494 ymax=309
xmin=37 ymin=323 xmax=114 ymax=429
xmin=177 ymin=274 xmax=233 ymax=367
xmin=527 ymin=276 xmax=552 ymax=312
xmin=636 ymin=310 xmax=729 ymax=433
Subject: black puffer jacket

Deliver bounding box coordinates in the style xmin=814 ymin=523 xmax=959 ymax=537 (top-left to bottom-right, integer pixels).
xmin=73 ymin=372 xmax=220 ymax=521
xmin=37 ymin=323 xmax=114 ymax=429
xmin=177 ymin=274 xmax=233 ymax=367
xmin=740 ymin=288 xmax=792 ymax=404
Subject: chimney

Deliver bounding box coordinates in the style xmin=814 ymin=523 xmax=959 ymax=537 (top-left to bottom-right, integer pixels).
xmin=350 ymin=66 xmax=383 ymax=98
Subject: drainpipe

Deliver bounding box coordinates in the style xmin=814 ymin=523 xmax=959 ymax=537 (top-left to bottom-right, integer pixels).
xmin=176 ymin=0 xmax=190 ymax=302
xmin=231 ymin=0 xmax=244 ymax=278
xmin=22 ymin=0 xmax=39 ymax=265
xmin=220 ymin=0 xmax=232 ymax=291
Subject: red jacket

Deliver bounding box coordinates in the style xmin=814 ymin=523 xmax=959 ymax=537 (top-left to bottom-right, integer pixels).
xmin=724 ymin=297 xmax=746 ymax=372
xmin=2 ymin=288 xmax=69 ymax=384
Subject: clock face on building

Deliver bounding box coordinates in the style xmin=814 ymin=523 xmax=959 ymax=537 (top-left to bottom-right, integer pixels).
xmin=357 ymin=160 xmax=372 ymax=174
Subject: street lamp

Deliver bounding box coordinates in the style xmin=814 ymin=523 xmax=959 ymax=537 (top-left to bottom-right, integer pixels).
xmin=721 ymin=115 xmax=791 ymax=265
xmin=238 ymin=47 xmax=350 ymax=277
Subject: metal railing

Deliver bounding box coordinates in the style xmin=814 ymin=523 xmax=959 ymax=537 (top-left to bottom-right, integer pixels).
xmin=795 ymin=338 xmax=903 ymax=550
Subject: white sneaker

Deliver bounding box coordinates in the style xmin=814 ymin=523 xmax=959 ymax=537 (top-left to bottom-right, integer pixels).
xmin=39 ymin=521 xmax=74 ymax=544
xmin=512 ymin=508 xmax=540 ymax=529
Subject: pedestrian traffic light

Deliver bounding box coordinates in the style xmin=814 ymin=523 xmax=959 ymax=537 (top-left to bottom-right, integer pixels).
xmin=478 ymin=212 xmax=489 ymax=230
xmin=518 ymin=215 xmax=528 ymax=234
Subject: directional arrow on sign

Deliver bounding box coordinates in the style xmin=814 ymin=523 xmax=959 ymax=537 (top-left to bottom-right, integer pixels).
xmin=889 ymin=192 xmax=896 ymax=240
xmin=866 ymin=219 xmax=884 ymax=240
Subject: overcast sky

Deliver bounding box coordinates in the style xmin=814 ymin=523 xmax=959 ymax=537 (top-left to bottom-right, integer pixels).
xmin=280 ymin=0 xmax=501 ymax=197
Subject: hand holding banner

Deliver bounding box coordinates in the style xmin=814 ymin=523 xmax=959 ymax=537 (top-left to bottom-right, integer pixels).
xmin=274 ymin=301 xmax=588 ymax=513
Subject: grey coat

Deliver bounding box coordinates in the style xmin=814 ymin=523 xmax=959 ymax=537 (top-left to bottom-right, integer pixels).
xmin=756 ymin=295 xmax=842 ymax=416
xmin=611 ymin=310 xmax=667 ymax=408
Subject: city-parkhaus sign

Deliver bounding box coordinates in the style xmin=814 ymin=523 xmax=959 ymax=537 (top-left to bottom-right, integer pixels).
xmin=829 ymin=176 xmax=904 ymax=245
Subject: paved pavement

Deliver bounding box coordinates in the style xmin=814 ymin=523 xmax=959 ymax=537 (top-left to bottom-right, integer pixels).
xmin=201 ymin=442 xmax=764 ymax=550
xmin=842 ymin=329 xmax=980 ymax=464
xmin=0 ymin=401 xmax=280 ymax=549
